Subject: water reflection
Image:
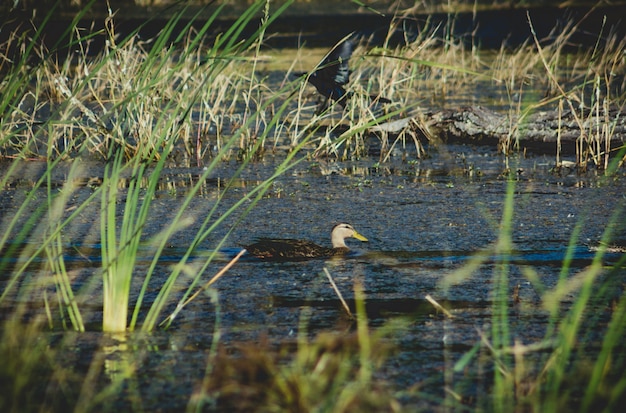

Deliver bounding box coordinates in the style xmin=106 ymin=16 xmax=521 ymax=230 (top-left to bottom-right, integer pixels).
xmin=0 ymin=159 xmax=265 ymax=196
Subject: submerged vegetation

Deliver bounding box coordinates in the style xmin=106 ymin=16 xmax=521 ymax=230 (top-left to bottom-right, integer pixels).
xmin=0 ymin=0 xmax=625 ymax=411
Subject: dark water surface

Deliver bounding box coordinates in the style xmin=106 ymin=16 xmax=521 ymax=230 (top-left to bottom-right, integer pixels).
xmin=5 ymin=2 xmax=624 ymax=52
xmin=1 ymin=144 xmax=625 ymax=410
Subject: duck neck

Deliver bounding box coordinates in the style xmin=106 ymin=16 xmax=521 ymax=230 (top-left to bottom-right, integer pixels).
xmin=331 ymin=233 xmax=348 ymax=249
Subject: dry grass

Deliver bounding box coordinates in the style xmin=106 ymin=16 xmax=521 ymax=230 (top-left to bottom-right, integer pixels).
xmin=1 ymin=4 xmax=624 ymax=166
xmin=0 ymin=4 xmax=285 ymax=163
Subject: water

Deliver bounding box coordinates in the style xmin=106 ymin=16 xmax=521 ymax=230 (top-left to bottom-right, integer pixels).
xmin=1 ymin=143 xmax=625 ymax=410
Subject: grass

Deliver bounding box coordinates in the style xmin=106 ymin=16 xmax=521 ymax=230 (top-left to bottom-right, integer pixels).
xmin=188 ymin=281 xmax=402 ymax=413
xmin=2 ymin=2 xmax=624 ymax=164
xmin=0 ymin=0 xmax=625 ymax=411
xmin=440 ymin=153 xmax=626 ymax=412
xmin=0 ymin=0 xmax=292 ymax=334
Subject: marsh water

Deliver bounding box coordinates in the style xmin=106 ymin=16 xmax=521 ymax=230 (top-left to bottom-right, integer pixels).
xmin=2 ymin=141 xmax=625 ymax=410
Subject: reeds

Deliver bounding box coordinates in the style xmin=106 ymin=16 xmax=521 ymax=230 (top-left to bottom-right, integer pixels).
xmin=2 ymin=3 xmax=624 ymax=165
xmin=440 ymin=162 xmax=626 ymax=411
xmin=189 ymin=281 xmax=401 ymax=412
xmin=0 ymin=0 xmax=300 ymax=334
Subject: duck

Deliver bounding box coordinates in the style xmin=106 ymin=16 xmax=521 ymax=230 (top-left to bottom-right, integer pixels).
xmin=244 ymin=223 xmax=368 ymax=260
xmin=295 ymin=37 xmax=391 ymax=114
xmin=302 ymin=38 xmax=354 ymax=111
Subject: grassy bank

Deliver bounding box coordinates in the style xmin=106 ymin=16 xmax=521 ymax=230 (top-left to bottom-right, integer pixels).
xmin=1 ymin=1 xmax=625 ymax=165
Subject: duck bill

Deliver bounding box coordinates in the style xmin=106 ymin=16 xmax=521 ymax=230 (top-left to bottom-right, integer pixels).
xmin=353 ymin=231 xmax=368 ymax=242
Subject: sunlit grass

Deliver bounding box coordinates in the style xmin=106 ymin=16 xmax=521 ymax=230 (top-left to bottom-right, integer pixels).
xmin=0 ymin=0 xmax=301 ymax=329
xmin=2 ymin=2 xmax=624 ymax=165
xmin=344 ymin=7 xmax=626 ymax=166
xmin=0 ymin=0 xmax=293 ymax=162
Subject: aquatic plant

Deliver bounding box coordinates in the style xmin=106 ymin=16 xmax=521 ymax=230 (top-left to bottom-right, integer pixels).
xmin=440 ymin=150 xmax=626 ymax=411
xmin=0 ymin=0 xmax=293 ymax=162
xmin=0 ymin=0 xmax=299 ymax=328
xmin=0 ymin=1 xmax=316 ymax=409
xmin=12 ymin=0 xmax=309 ymax=334
xmin=520 ymin=12 xmax=626 ymax=171
xmin=95 ymin=0 xmax=301 ymax=333
xmin=188 ymin=281 xmax=401 ymax=412
xmin=2 ymin=2 xmax=624 ymax=165
xmin=338 ymin=6 xmax=626 ymax=167
xmin=486 ymin=10 xmax=626 ymax=169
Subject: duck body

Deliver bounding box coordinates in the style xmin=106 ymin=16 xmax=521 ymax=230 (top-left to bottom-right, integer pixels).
xmin=244 ymin=223 xmax=367 ymax=260
xmin=245 ymin=238 xmax=346 ymax=260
